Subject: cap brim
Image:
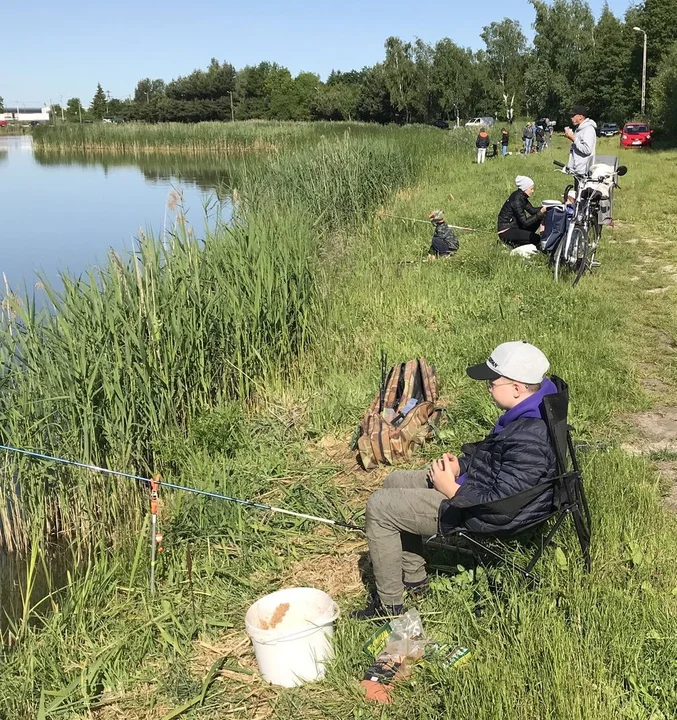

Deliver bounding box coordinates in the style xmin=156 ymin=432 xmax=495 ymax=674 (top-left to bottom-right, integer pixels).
xmin=466 ymin=363 xmax=501 ymax=381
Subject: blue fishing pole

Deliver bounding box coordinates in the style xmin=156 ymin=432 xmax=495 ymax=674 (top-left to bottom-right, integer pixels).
xmin=0 ymin=445 xmax=363 ymax=531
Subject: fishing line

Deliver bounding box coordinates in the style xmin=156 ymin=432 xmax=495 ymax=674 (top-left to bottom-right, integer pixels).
xmin=0 ymin=444 xmax=363 ymax=532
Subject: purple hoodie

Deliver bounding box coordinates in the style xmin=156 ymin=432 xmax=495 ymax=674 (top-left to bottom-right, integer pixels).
xmin=456 ymin=377 xmax=558 ymax=485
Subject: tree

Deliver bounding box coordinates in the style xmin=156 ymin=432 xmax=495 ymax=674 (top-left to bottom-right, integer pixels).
xmin=90 ymin=83 xmax=107 ymax=119
xmin=134 ymin=78 xmax=166 ymax=104
xmin=651 ymin=40 xmax=677 ymax=133
xmin=578 ymin=7 xmax=638 ymax=124
xmin=65 ymin=98 xmax=84 ymax=121
xmin=635 ymin=0 xmax=677 ymax=76
xmin=235 ymin=62 xmax=275 ymax=119
xmin=432 ymin=39 xmax=473 ymax=125
xmin=265 ymin=66 xmax=298 ymax=120
xmin=0 ymin=96 xmax=4 ymax=112
xmin=530 ymin=0 xmax=596 ymax=120
xmin=355 ymin=64 xmax=394 ymax=123
xmin=382 ymin=36 xmax=418 ymax=123
xmin=481 ymin=19 xmax=527 ymax=121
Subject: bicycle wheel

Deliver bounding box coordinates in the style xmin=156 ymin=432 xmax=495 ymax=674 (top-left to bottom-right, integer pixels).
xmin=572 ymin=226 xmax=589 ymax=287
xmin=552 ymin=238 xmax=564 ymax=282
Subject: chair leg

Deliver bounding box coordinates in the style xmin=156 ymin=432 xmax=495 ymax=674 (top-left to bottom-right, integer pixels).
xmin=461 ymin=532 xmax=540 ymax=583
xmin=525 ymin=510 xmax=568 ymax=574
xmin=570 ymin=505 xmax=592 ymax=572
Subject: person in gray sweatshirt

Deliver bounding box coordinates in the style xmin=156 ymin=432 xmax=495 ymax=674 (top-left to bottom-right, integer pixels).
xmin=565 ymin=105 xmax=597 ymax=175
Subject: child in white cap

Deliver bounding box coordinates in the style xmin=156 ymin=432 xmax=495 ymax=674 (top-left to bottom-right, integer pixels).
xmin=496 ymin=176 xmax=548 ymax=250
xmin=353 ymin=341 xmax=557 ymax=619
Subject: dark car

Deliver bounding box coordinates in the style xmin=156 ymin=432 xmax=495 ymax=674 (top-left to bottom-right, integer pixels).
xmin=431 ymin=118 xmax=450 ymax=130
xmin=599 ymin=123 xmax=619 ymax=137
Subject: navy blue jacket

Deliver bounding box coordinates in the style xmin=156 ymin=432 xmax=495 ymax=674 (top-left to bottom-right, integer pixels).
xmin=438 ymin=379 xmax=557 ymax=535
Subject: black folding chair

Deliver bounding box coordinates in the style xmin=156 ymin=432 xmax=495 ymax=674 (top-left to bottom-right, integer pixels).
xmin=425 ymin=376 xmax=591 ymax=582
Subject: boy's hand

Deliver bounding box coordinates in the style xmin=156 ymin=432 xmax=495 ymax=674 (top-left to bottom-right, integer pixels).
xmin=427 ymin=455 xmax=461 ymax=499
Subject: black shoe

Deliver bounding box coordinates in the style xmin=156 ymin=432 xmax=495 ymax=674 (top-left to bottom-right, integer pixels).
xmin=403 ymin=576 xmax=430 ymax=599
xmin=351 ymin=594 xmax=405 ymax=620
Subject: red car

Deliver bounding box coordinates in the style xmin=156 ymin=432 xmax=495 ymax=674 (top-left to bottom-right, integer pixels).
xmin=0 ymin=120 xmax=8 ymax=128
xmin=620 ymin=122 xmax=653 ymax=148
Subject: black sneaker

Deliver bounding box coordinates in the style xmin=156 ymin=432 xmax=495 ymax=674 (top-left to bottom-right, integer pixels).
xmin=351 ymin=594 xmax=405 ymax=620
xmin=403 ymin=576 xmax=430 ymax=599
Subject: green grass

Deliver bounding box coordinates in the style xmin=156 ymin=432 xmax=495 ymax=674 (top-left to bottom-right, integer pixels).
xmin=2 ymin=129 xmax=677 ymax=719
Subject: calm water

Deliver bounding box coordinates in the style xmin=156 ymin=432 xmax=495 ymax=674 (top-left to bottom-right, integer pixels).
xmin=1 ymin=136 xmax=238 ymax=633
xmin=0 ymin=135 xmax=232 ymax=293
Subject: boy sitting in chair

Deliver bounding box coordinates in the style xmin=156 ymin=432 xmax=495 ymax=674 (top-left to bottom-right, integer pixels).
xmin=353 ymin=341 xmax=558 ymax=619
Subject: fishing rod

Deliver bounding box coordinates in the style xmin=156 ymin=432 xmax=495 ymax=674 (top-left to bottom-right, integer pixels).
xmin=378 ymin=213 xmax=478 ymax=232
xmin=0 ymin=445 xmax=363 ymax=532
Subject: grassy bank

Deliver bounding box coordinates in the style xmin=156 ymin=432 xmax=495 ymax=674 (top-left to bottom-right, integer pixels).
xmin=2 ymin=129 xmax=677 ymax=718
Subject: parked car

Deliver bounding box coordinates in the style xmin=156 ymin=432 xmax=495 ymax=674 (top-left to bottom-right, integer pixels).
xmin=599 ymin=122 xmax=619 ymax=137
xmin=431 ymin=118 xmax=450 ymax=130
xmin=464 ymin=116 xmax=494 ymax=128
xmin=620 ymin=122 xmax=653 ymax=148
xmin=0 ymin=120 xmax=8 ymax=128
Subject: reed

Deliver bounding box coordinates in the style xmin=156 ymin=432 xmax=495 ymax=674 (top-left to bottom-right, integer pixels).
xmin=0 ymin=128 xmax=430 ymax=550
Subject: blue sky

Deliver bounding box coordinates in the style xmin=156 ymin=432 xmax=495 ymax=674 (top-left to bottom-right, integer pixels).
xmin=5 ymin=0 xmax=632 ymax=108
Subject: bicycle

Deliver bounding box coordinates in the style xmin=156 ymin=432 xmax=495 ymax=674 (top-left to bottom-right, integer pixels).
xmin=551 ymin=159 xmax=627 ymax=286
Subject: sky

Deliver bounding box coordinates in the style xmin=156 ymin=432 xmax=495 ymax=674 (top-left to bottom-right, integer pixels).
xmin=4 ymin=0 xmax=633 ymax=109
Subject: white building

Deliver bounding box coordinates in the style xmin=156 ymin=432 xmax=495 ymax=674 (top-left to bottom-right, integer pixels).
xmin=1 ymin=106 xmax=52 ymax=123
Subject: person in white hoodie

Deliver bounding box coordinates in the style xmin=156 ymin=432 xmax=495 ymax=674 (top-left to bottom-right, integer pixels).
xmin=564 ymin=104 xmax=597 ymax=174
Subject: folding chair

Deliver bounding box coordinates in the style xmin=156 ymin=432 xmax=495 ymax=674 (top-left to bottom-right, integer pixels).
xmin=425 ymin=376 xmax=591 ymax=582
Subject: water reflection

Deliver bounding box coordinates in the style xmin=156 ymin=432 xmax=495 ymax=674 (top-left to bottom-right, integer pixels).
xmin=32 ymin=149 xmax=242 ymax=196
xmin=0 ymin=137 xmax=234 ymax=292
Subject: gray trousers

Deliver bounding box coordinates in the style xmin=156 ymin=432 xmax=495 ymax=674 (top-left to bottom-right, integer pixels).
xmin=365 ymin=469 xmax=445 ymax=606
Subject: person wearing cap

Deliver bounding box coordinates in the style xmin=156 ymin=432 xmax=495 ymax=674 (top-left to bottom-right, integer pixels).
xmin=427 ymin=210 xmax=459 ymax=258
xmin=353 ymin=342 xmax=557 ymax=619
xmin=496 ymin=176 xmax=547 ymax=249
xmin=475 ymin=127 xmax=490 ymax=164
xmin=565 ymin=105 xmax=597 ymax=174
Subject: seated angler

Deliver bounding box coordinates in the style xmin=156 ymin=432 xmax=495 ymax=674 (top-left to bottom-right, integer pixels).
xmin=497 ymin=175 xmax=547 ymax=251
xmin=353 ymin=342 xmax=557 ymax=619
xmin=427 ymin=210 xmax=459 ymax=259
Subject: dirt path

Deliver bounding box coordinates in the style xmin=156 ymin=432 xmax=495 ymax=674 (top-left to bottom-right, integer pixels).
xmin=613 ymin=229 xmax=677 ymax=507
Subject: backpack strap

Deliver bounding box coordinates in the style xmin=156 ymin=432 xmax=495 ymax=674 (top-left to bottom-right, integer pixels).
xmin=396 ymin=360 xmax=420 ymax=412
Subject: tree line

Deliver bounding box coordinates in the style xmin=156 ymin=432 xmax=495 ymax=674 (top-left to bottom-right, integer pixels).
xmin=44 ymin=0 xmax=677 ymax=134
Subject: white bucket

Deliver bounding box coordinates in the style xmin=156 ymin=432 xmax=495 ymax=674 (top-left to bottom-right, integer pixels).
xmin=244 ymin=587 xmax=339 ymax=687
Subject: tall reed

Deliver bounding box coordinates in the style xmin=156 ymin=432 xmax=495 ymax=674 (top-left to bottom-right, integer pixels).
xmin=0 ymin=128 xmax=430 ymax=549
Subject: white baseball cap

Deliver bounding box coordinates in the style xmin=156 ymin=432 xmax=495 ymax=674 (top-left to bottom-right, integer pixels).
xmin=466 ymin=341 xmax=550 ymax=384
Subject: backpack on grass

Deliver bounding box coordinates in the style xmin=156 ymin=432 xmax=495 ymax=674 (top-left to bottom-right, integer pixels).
xmin=353 ymin=358 xmax=445 ymax=471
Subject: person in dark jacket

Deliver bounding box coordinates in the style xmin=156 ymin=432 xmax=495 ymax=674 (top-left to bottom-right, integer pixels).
xmin=497 ymin=175 xmax=547 ymax=249
xmin=427 ymin=209 xmax=459 ymax=258
xmin=353 ymin=342 xmax=557 ymax=619
xmin=475 ymin=128 xmax=490 ymax=164
xmin=522 ymin=123 xmax=534 ymax=154
xmin=535 ymin=124 xmax=545 ymax=152
xmin=500 ymin=128 xmax=509 ymax=156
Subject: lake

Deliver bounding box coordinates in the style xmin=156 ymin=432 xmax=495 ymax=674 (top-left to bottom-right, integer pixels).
xmin=0 ymin=135 xmax=231 ymax=294
xmin=0 ymin=135 xmax=236 ymax=633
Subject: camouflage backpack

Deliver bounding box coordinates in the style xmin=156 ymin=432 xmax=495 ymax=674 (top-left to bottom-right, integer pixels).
xmin=353 ymin=358 xmax=445 ymax=471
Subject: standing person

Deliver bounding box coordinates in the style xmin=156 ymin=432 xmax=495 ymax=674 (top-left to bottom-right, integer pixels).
xmin=500 ymin=128 xmax=510 ymax=156
xmin=565 ymin=105 xmax=597 ymax=174
xmin=522 ymin=123 xmax=534 ymax=154
xmin=427 ymin=210 xmax=459 ymax=258
xmin=497 ymin=175 xmax=547 ymax=249
xmin=352 ymin=342 xmax=557 ymax=618
xmin=535 ymin=124 xmax=545 ymax=152
xmin=476 ymin=128 xmax=490 ymax=164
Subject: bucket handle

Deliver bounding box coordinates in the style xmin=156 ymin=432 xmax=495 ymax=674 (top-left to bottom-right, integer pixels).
xmin=250 ymin=606 xmax=340 ymax=645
